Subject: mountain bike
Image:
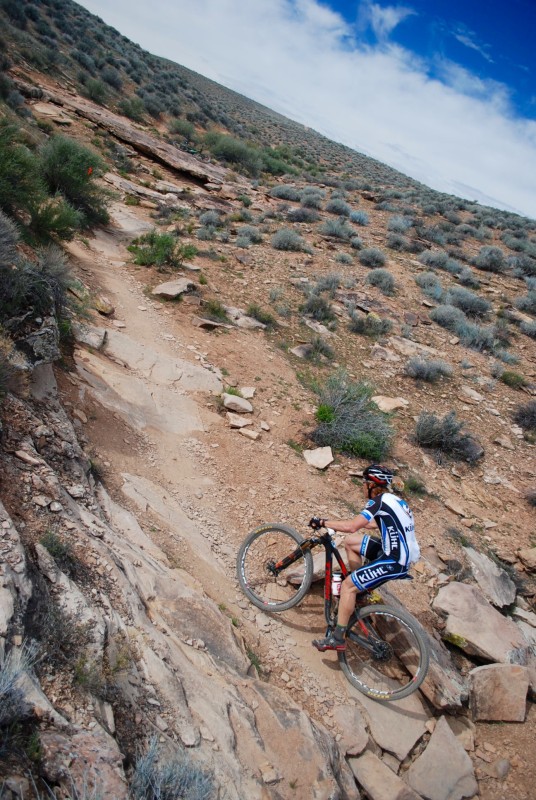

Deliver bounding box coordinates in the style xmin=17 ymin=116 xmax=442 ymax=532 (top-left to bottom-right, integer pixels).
xmin=236 ymin=523 xmax=429 ymax=701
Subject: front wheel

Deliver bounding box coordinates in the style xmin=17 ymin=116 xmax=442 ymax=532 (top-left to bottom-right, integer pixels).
xmin=338 ymin=604 xmax=429 ymax=701
xmin=236 ymin=524 xmax=314 ymax=612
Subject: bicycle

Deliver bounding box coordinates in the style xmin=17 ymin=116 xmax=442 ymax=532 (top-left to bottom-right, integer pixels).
xmin=236 ymin=522 xmax=429 ymax=701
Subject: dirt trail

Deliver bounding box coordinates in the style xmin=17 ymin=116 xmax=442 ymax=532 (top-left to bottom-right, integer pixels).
xmin=63 ymin=202 xmax=535 ymax=800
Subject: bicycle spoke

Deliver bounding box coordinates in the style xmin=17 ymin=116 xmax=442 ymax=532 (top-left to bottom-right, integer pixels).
xmin=340 ymin=606 xmax=429 ymax=701
xmin=237 ymin=525 xmax=313 ymax=611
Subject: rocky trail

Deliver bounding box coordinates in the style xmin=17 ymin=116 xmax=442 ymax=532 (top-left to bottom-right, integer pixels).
xmin=30 ymin=193 xmax=533 ymax=799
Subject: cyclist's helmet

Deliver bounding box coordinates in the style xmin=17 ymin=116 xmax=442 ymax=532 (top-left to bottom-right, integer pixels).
xmin=363 ymin=464 xmax=394 ymax=488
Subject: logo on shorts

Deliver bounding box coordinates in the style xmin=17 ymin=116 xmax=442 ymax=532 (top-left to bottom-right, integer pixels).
xmin=360 ymin=565 xmax=388 ymax=582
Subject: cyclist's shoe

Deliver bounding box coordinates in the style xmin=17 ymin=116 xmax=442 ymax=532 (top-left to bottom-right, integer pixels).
xmin=312 ymin=633 xmax=346 ymax=652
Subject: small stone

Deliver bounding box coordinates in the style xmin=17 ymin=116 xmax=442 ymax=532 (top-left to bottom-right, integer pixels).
xmin=238 ymin=428 xmax=260 ymax=441
xmin=49 ymin=502 xmax=63 ymax=513
xmin=303 ymin=446 xmax=333 ymax=470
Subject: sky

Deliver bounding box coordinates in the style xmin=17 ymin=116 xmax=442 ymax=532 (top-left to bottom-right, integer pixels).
xmin=77 ymin=0 xmax=536 ymax=219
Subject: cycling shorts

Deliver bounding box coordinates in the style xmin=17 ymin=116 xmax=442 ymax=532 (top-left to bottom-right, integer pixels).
xmin=350 ymin=535 xmax=409 ymax=592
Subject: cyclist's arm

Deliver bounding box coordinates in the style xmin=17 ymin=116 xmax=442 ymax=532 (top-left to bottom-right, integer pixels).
xmin=320 ymin=513 xmax=371 ymax=535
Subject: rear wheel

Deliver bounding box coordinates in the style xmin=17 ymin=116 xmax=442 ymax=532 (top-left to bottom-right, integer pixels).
xmin=236 ymin=524 xmax=314 ymax=611
xmin=338 ymin=604 xmax=429 ymax=701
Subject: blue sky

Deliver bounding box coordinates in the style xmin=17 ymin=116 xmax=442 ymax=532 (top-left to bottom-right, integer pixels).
xmin=77 ymin=1 xmax=536 ymax=218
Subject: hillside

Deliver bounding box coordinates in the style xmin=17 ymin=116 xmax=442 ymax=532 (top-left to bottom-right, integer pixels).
xmin=0 ymin=2 xmax=535 ymax=800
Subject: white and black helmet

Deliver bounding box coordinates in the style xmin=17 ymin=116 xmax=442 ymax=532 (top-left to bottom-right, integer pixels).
xmin=363 ymin=464 xmax=394 ymax=488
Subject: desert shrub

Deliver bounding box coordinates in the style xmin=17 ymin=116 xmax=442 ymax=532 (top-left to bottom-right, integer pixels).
xmin=287 ymin=207 xmax=320 ymax=223
xmin=405 ymin=358 xmax=453 ymax=382
xmin=513 ymin=400 xmax=536 ymax=431
xmin=500 ymin=371 xmax=527 ymax=389
xmin=272 ymin=227 xmax=310 ymax=251
xmin=196 ymin=226 xmax=215 ymax=241
xmin=457 ymin=267 xmax=480 ymax=288
xmin=366 ymin=268 xmax=396 ymax=295
xmin=305 ymin=335 xmax=334 ymax=361
xmin=130 ymin=736 xmax=214 ymax=800
xmin=40 ymin=136 xmax=110 ymax=227
xmin=515 ymin=290 xmax=536 ymax=315
xmin=235 ymin=235 xmax=250 ymax=248
xmin=386 ymin=233 xmax=412 ymax=251
xmin=350 ymin=236 xmax=363 ymax=250
xmin=0 ymin=122 xmax=43 ymax=218
xmin=300 ymin=189 xmax=324 ymax=209
xmin=168 ymin=118 xmax=196 ymax=141
xmin=311 ymin=371 xmax=393 ymax=460
xmin=198 ymin=210 xmax=221 ymax=227
xmin=315 ymin=273 xmax=341 ymax=295
xmin=0 ymin=642 xmax=37 ymax=740
xmin=520 ymin=320 xmax=536 ymax=338
xmin=236 ymin=225 xmax=262 ymax=244
xmin=429 ymin=304 xmax=466 ymax=331
xmin=404 ymin=475 xmax=428 ymax=496
xmin=100 ymin=65 xmax=122 ymax=90
xmin=128 ymin=231 xmax=195 ymax=270
xmin=202 ymin=299 xmax=229 ymax=322
xmin=335 ymin=252 xmax=353 ymax=265
xmin=0 ymin=210 xmax=19 ymax=270
xmin=526 ymin=490 xmax=536 ymax=507
xmin=269 ymin=185 xmax=301 ymax=201
xmin=246 ymin=304 xmax=276 ymax=327
xmin=29 ymin=196 xmax=82 ymax=242
xmin=301 ymin=293 xmax=335 ymax=322
xmin=474 ymin=245 xmax=506 ymax=273
xmin=349 ymin=210 xmax=369 ymax=225
xmin=414 ymin=411 xmax=483 ymax=463
xmin=359 ymin=248 xmax=386 ymax=268
xmin=388 ymin=215 xmax=413 ymax=233
xmin=1 ymin=244 xmax=71 ymax=325
xmin=349 ymin=311 xmax=392 ymax=338
xmin=418 ymin=249 xmax=460 ymax=274
xmin=118 ymin=97 xmax=145 ymax=121
xmin=84 ymin=78 xmax=108 ymax=104
xmin=415 ymin=272 xmax=442 ymax=300
xmin=509 ymin=253 xmax=536 ymax=278
xmin=456 ymin=320 xmax=497 ymax=351
xmin=325 ymin=198 xmax=351 ymax=216
xmin=203 ymin=132 xmax=262 ymax=176
xmin=445 ymin=286 xmax=491 ymax=318
xmin=40 ymin=531 xmax=80 ymax=578
xmin=319 ymin=218 xmax=354 ymax=239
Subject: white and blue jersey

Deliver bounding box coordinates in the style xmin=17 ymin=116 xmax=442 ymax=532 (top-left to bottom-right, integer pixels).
xmin=351 ymin=493 xmax=420 ymax=592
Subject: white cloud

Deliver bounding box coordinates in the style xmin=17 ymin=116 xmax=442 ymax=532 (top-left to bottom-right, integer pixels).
xmin=78 ymin=0 xmax=536 ymax=218
xmin=364 ymin=2 xmax=416 ymax=41
xmin=452 ymin=25 xmax=493 ymax=63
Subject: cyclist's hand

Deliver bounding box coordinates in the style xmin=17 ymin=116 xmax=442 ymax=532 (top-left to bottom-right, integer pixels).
xmin=308 ymin=516 xmax=323 ymax=530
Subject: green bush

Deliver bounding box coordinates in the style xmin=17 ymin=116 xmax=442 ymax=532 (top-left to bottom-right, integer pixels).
xmin=29 ymin=196 xmax=82 ymax=242
xmin=204 ymin=132 xmax=262 ymax=176
xmin=325 ymin=198 xmax=351 ymax=216
xmin=128 ymin=231 xmax=196 ymax=270
xmin=246 ymin=303 xmax=276 ymax=327
xmin=445 ymin=286 xmax=491 ymax=318
xmin=271 ymin=228 xmax=309 ymax=252
xmin=169 ymin=118 xmax=196 ymax=141
xmin=311 ymin=371 xmax=393 ymax=459
xmin=118 ymin=97 xmax=145 ymax=121
xmin=0 ymin=210 xmax=19 ymax=270
xmin=500 ymin=371 xmax=527 ymax=389
xmin=301 ymin=293 xmax=336 ymax=322
xmin=405 ymin=358 xmax=452 ymax=382
xmin=349 ymin=311 xmax=392 ymax=338
xmin=359 ymin=248 xmax=386 ymax=268
xmin=366 ymin=268 xmax=396 ymax=295
xmin=319 ymin=218 xmax=354 ymax=239
xmin=305 ymin=335 xmax=334 ymax=361
xmin=84 ymin=78 xmax=108 ymax=104
xmin=40 ymin=136 xmax=110 ymax=227
xmin=0 ymin=122 xmax=42 ymax=218
xmin=474 ymin=245 xmax=506 ymax=273
xmin=1 ymin=244 xmax=71 ymax=326
xmin=414 ymin=411 xmax=483 ymax=463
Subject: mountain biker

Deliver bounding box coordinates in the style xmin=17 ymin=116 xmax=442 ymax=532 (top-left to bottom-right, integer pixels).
xmin=309 ymin=464 xmax=420 ymax=652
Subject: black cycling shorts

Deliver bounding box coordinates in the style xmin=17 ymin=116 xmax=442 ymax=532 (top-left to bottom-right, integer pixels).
xmin=350 ymin=535 xmax=408 ymax=591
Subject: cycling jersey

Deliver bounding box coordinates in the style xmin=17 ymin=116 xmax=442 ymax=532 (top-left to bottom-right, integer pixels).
xmin=359 ymin=492 xmax=420 ymax=567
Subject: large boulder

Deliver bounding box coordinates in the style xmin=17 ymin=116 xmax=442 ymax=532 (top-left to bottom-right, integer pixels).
xmin=432 ymin=582 xmax=529 ymax=663
xmin=469 ymin=664 xmax=529 ymax=721
xmin=407 ymin=716 xmax=477 ymax=800
xmin=462 ymin=547 xmax=516 ymax=607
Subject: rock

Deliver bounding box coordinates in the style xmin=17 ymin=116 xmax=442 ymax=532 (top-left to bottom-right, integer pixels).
xmin=352 ymin=686 xmax=429 ymax=760
xmin=304 ymin=319 xmax=334 ymax=337
xmin=512 ymin=606 xmax=536 ymax=627
xmin=40 ymin=728 xmax=129 ymax=799
xmin=408 ymin=717 xmax=477 ymax=800
xmin=518 ymin=547 xmax=536 ymax=571
xmin=432 ymin=582 xmax=529 ymax=663
xmin=388 ymin=336 xmax=438 ymax=357
xmin=151 ymin=278 xmax=196 ymax=299
xmin=371 ymin=344 xmax=401 ymax=362
xmin=15 ymin=450 xmax=42 ymax=466
xmin=290 ymin=343 xmax=313 ymax=358
xmin=371 ymin=396 xmax=409 ymax=413
xmin=260 ymin=421 xmax=271 ymax=431
xmin=222 ymin=393 xmax=253 ymax=413
xmin=238 ymin=428 xmax=260 ymax=441
xmin=460 ymin=386 xmax=484 ymax=402
xmin=18 ymin=317 xmax=60 ymax=365
xmin=71 ymin=321 xmax=108 ymax=350
xmin=462 ymin=547 xmax=516 ymax=607
xmin=65 ymin=484 xmax=86 ymax=499
xmin=226 ymin=412 xmax=252 ymax=428
xmin=445 ymin=716 xmax=475 ymax=751
xmin=493 ymin=435 xmax=515 ymax=450
xmin=94 ymin=295 xmax=115 ymax=316
xmin=240 ymin=387 xmax=256 ymax=399
xmin=350 ymin=751 xmax=421 ymax=800
xmin=191 ymin=316 xmax=227 ymax=329
xmin=333 ymin=705 xmax=368 ymax=756
xmin=469 ymin=664 xmax=529 ymax=721
xmin=444 ymin=498 xmax=466 ymax=517
xmin=303 ymin=446 xmax=334 ymax=470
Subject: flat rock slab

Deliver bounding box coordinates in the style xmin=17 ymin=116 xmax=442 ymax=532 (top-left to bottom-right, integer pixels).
xmin=518 ymin=547 xmax=536 ymax=571
xmin=303 ymin=446 xmax=334 ymax=469
xmin=432 ymin=582 xmax=528 ymax=663
xmin=226 ymin=412 xmax=252 ymax=428
xmin=469 ymin=664 xmax=529 ymax=721
xmin=462 ymin=546 xmax=516 ymax=607
xmin=407 ymin=716 xmax=477 ymax=800
xmin=388 ymin=336 xmax=438 ymax=357
xmin=350 ymin=751 xmax=421 ymax=800
xmin=222 ymin=393 xmax=253 ymax=413
xmin=372 ymin=395 xmax=409 ymax=412
xmin=152 ymin=278 xmax=196 ymax=298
